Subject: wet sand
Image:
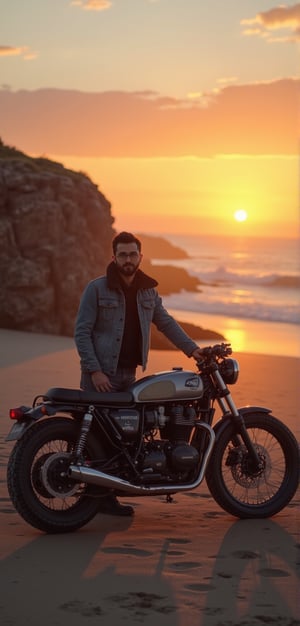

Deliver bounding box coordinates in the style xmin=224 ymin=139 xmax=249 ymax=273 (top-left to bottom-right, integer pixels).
xmin=0 ymin=329 xmax=299 ymax=626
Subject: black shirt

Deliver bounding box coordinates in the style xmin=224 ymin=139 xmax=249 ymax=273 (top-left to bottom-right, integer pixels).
xmin=118 ymin=278 xmax=142 ymax=368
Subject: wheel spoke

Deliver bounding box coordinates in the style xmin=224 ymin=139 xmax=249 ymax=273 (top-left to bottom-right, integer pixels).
xmin=222 ymin=426 xmax=287 ymax=506
xmin=31 ymin=438 xmax=85 ymax=511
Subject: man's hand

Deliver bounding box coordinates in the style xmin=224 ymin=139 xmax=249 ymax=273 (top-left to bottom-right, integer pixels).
xmin=191 ymin=347 xmax=204 ymax=360
xmin=91 ymin=371 xmax=113 ymax=392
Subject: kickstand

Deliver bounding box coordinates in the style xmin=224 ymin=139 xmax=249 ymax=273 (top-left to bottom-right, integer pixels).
xmin=166 ymin=494 xmax=174 ymax=503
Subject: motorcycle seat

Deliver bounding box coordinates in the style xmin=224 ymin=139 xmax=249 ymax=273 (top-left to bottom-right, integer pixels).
xmin=43 ymin=387 xmax=134 ymax=406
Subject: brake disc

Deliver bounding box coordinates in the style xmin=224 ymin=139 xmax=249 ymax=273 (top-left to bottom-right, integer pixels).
xmin=228 ymin=444 xmax=271 ymax=488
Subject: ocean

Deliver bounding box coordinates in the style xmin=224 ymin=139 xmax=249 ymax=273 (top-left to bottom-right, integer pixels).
xmin=152 ymin=234 xmax=300 ymax=358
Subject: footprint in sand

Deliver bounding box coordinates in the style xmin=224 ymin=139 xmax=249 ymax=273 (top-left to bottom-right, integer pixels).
xmin=203 ymin=511 xmax=225 ymax=518
xmin=107 ymin=592 xmax=176 ymax=615
xmin=165 ymin=537 xmax=191 ymax=544
xmin=101 ymin=546 xmax=152 ymax=557
xmin=185 ymin=582 xmax=216 ymax=592
xmin=168 ymin=560 xmax=202 ymax=571
xmin=184 ymin=492 xmax=212 ymax=499
xmin=60 ymin=600 xmax=104 ymax=616
xmin=258 ymin=568 xmax=291 ymax=577
xmin=232 ymin=550 xmax=259 ymax=559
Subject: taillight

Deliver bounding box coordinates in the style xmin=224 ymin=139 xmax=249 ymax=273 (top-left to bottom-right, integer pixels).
xmin=9 ymin=406 xmax=29 ymax=420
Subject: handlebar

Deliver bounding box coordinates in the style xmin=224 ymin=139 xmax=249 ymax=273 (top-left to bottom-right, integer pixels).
xmin=201 ymin=342 xmax=232 ymax=357
xmin=197 ymin=343 xmax=232 ymax=366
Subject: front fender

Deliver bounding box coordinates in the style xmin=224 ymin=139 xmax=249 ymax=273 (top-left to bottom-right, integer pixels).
xmin=213 ymin=406 xmax=272 ymax=439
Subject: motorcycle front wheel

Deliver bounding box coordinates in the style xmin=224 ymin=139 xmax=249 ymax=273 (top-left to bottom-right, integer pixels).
xmin=7 ymin=417 xmax=106 ymax=533
xmin=206 ymin=413 xmax=299 ymax=518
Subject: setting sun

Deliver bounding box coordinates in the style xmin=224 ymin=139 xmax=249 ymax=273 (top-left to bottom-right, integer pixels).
xmin=234 ymin=209 xmax=248 ymax=222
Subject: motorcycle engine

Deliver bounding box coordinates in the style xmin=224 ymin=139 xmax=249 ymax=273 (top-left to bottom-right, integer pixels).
xmin=110 ymin=402 xmax=200 ymax=476
xmin=142 ymin=440 xmax=199 ymax=475
xmin=170 ymin=441 xmax=199 ymax=471
xmin=142 ymin=402 xmax=200 ymax=475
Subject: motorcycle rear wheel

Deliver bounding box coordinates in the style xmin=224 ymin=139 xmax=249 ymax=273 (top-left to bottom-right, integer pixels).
xmin=7 ymin=417 xmax=107 ymax=533
xmin=206 ymin=413 xmax=299 ymax=518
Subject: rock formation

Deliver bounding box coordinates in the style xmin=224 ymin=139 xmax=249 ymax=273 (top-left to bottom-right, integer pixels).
xmin=136 ymin=233 xmax=189 ymax=260
xmin=0 ymin=143 xmax=115 ymax=336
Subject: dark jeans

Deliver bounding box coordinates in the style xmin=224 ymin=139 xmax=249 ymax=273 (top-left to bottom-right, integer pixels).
xmin=80 ymin=367 xmax=136 ymax=392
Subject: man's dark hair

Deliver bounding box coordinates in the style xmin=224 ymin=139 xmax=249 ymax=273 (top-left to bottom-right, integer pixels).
xmin=112 ymin=232 xmax=142 ymax=255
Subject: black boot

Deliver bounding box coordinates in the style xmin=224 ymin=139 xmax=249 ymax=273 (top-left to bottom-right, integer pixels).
xmin=98 ymin=494 xmax=134 ymax=516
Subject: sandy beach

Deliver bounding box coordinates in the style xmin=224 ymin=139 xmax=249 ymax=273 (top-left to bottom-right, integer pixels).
xmin=0 ymin=329 xmax=299 ymax=626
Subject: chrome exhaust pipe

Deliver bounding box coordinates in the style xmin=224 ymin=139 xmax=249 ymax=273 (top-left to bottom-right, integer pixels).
xmin=69 ymin=422 xmax=215 ymax=496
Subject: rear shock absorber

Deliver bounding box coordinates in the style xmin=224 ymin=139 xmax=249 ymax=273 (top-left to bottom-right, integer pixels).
xmin=74 ymin=405 xmax=94 ymax=459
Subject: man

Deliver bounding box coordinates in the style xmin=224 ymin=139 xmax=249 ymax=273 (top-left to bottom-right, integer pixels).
xmin=74 ymin=231 xmax=203 ymax=515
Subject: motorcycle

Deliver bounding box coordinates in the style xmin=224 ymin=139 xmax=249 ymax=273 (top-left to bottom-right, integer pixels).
xmin=6 ymin=343 xmax=299 ymax=534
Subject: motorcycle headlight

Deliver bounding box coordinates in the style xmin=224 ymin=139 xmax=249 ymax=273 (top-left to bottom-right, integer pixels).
xmin=219 ymin=358 xmax=239 ymax=384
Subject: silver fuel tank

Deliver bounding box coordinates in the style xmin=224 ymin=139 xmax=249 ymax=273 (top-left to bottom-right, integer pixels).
xmin=128 ymin=369 xmax=203 ymax=403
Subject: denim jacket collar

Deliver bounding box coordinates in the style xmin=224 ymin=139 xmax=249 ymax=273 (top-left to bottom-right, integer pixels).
xmin=106 ymin=261 xmax=158 ymax=291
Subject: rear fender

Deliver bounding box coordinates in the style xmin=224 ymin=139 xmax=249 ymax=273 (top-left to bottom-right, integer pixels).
xmin=213 ymin=405 xmax=272 ymax=440
xmin=6 ymin=419 xmax=36 ymax=441
xmin=5 ymin=402 xmax=64 ymax=442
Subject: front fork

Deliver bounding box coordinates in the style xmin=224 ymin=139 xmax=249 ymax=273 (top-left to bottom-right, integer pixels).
xmin=213 ymin=371 xmax=262 ymax=468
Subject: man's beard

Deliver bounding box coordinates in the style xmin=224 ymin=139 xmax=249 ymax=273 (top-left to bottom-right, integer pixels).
xmin=117 ymin=262 xmax=140 ymax=277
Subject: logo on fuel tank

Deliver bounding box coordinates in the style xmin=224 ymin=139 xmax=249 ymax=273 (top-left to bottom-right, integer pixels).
xmin=185 ymin=376 xmax=200 ymax=388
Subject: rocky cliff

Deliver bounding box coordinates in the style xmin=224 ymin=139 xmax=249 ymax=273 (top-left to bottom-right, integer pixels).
xmin=0 ymin=143 xmax=115 ymax=335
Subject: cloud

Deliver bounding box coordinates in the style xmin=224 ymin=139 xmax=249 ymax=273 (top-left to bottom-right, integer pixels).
xmin=0 ymin=46 xmax=37 ymax=60
xmin=241 ymin=3 xmax=300 ymax=42
xmin=0 ymin=46 xmax=26 ymax=57
xmin=0 ymin=79 xmax=298 ymax=158
xmin=216 ymin=77 xmax=238 ymax=86
xmin=70 ymin=0 xmax=112 ymax=10
xmin=22 ymin=51 xmax=38 ymax=61
xmin=70 ymin=0 xmax=160 ymax=9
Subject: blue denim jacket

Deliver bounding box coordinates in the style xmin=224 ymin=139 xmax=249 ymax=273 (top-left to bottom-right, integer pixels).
xmin=74 ymin=263 xmax=198 ymax=375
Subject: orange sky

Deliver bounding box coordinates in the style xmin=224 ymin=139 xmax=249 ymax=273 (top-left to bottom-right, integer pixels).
xmin=1 ymin=2 xmax=299 ymax=238
xmin=55 ymin=153 xmax=298 ymax=238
